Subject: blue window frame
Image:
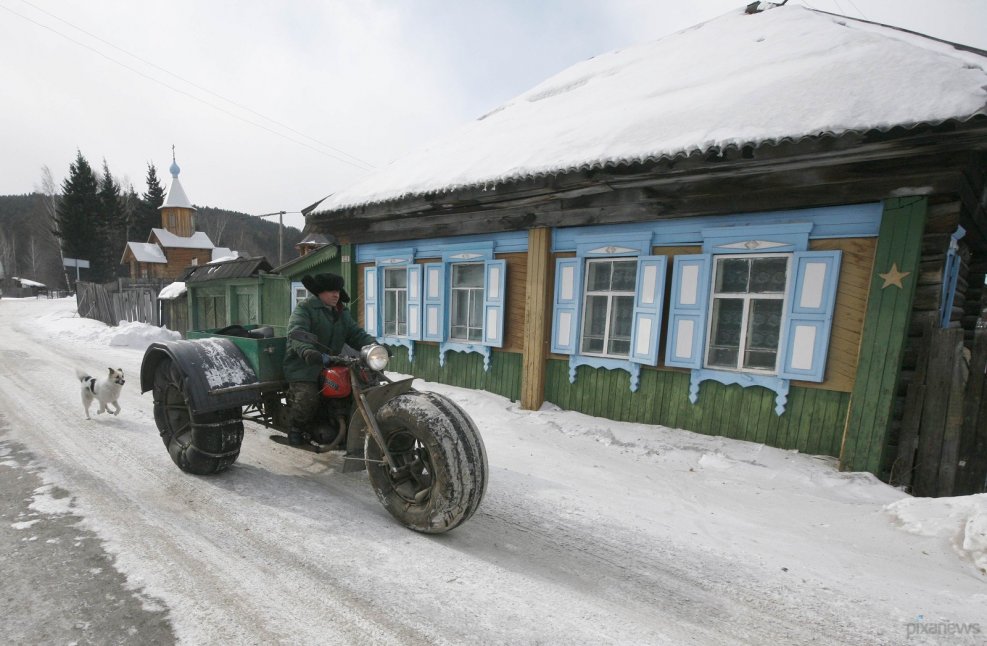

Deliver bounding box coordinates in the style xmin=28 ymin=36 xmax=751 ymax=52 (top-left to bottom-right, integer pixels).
xmin=360 ymin=239 xmax=510 ymax=371
xmin=665 ymin=226 xmax=842 ymax=415
xmin=363 ymin=251 xmax=422 ymax=360
xmin=552 ymin=205 xmax=878 ymax=410
xmin=939 ymin=226 xmax=966 ymax=328
xmin=551 ymin=234 xmax=667 ymax=392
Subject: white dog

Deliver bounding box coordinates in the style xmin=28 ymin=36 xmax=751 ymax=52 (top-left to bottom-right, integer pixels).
xmin=76 ymin=368 xmax=125 ymax=419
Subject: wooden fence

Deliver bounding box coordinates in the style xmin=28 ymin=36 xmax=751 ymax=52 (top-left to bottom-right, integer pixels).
xmin=893 ymin=327 xmax=987 ymax=496
xmin=76 ymin=279 xmax=167 ymax=327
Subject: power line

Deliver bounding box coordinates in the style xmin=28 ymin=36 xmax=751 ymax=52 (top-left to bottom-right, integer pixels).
xmin=1 ymin=1 xmax=376 ymax=171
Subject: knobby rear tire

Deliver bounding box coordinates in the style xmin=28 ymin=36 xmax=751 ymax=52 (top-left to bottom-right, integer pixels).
xmin=365 ymin=391 xmax=487 ymax=533
xmin=152 ymin=358 xmax=243 ymax=475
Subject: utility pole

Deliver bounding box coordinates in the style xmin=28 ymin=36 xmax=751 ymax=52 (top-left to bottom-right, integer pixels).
xmin=253 ymin=210 xmax=299 ymax=266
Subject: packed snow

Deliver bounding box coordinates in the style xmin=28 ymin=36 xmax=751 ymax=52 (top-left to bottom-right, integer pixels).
xmin=311 ymin=4 xmax=987 ymax=213
xmin=0 ymin=296 xmax=984 ymax=644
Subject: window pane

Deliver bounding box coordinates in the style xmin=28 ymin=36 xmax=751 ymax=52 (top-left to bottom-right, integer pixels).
xmin=611 ymin=261 xmax=637 ymax=291
xmin=469 ymin=289 xmax=482 ymax=327
xmin=744 ymin=299 xmax=783 ymax=369
xmin=708 ymin=298 xmax=743 ymax=368
xmin=383 ymin=292 xmax=395 ymax=335
xmin=451 ymin=290 xmax=469 ymax=327
xmin=581 ymin=295 xmax=608 ymax=353
xmin=384 ymin=268 xmax=407 ymax=288
xmin=397 ymin=291 xmax=407 ymax=336
xmin=715 ymin=258 xmax=750 ymax=294
xmin=452 ymin=264 xmax=483 ymax=288
xmin=750 ymin=258 xmax=787 ymax=293
xmin=586 ymin=261 xmax=611 ymax=292
xmin=607 ymin=295 xmax=634 ymax=356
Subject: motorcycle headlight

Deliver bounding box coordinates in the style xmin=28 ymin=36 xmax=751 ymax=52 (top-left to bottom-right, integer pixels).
xmin=362 ymin=344 xmax=390 ymax=371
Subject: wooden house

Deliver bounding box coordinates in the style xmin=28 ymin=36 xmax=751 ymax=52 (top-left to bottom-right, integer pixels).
xmin=183 ymin=256 xmax=286 ymax=332
xmin=121 ymin=156 xmax=235 ymax=279
xmin=303 ymin=5 xmax=987 ymax=493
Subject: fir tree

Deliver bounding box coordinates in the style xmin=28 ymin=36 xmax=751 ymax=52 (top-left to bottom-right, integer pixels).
xmin=55 ymin=150 xmax=100 ymax=284
xmin=95 ymin=159 xmax=126 ymax=282
xmin=135 ymin=162 xmax=165 ymax=242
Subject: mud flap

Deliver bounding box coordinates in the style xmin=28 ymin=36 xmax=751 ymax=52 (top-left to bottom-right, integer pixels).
xmin=140 ymin=339 xmax=261 ymax=415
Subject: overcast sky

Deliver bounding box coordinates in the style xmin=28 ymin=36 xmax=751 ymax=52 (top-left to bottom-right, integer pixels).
xmin=2 ymin=0 xmax=986 ymax=231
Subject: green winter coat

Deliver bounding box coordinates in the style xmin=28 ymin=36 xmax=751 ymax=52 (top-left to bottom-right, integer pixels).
xmin=282 ymin=295 xmax=377 ymax=382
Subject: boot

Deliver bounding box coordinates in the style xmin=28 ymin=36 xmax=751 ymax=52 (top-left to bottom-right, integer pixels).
xmin=287 ymin=427 xmax=304 ymax=445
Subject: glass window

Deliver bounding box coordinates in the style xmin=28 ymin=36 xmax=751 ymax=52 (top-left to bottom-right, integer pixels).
xmin=383 ymin=267 xmax=408 ymax=337
xmin=580 ymin=259 xmax=636 ymax=358
xmin=450 ymin=263 xmax=484 ymax=342
xmin=706 ymin=255 xmax=788 ymax=373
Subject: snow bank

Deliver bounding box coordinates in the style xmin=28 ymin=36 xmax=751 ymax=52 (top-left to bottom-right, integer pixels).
xmin=30 ymin=297 xmax=180 ymax=350
xmin=885 ymin=494 xmax=987 ymax=574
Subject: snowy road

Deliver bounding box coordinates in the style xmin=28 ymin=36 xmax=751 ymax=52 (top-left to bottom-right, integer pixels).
xmin=1 ymin=298 xmax=984 ymax=645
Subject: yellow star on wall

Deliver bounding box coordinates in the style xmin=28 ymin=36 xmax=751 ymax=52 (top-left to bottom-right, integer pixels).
xmin=879 ymin=263 xmax=910 ymax=289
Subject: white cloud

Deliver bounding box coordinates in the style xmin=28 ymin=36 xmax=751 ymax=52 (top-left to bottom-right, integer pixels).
xmin=1 ymin=0 xmax=984 ymax=231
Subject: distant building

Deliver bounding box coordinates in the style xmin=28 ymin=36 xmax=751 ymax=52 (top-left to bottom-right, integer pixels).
xmin=294 ymin=233 xmax=333 ymax=257
xmin=121 ymin=154 xmax=238 ymax=279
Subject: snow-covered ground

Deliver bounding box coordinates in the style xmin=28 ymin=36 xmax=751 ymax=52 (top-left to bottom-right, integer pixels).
xmin=0 ymin=296 xmax=984 ymax=644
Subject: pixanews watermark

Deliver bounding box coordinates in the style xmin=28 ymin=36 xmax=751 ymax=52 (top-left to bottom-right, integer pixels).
xmin=906 ymin=615 xmax=982 ymax=640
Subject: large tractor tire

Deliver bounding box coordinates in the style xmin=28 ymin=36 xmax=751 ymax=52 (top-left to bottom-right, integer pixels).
xmin=365 ymin=391 xmax=487 ymax=533
xmin=152 ymin=358 xmax=243 ymax=475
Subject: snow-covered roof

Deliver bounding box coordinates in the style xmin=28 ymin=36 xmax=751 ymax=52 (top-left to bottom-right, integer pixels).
xmin=151 ymin=228 xmax=214 ymax=249
xmin=160 ymin=158 xmax=196 ymax=211
xmin=310 ymin=4 xmax=987 ymax=214
xmin=158 ymin=281 xmax=187 ymax=300
xmin=125 ymin=242 xmax=167 ymax=263
xmin=210 ymin=247 xmax=239 ymax=263
xmin=14 ymin=277 xmax=46 ymax=288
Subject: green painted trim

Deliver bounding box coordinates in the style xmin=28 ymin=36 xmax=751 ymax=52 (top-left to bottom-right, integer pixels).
xmin=276 ymin=244 xmax=339 ymax=277
xmin=542 ymin=360 xmax=850 ymax=456
xmin=840 ymin=197 xmax=927 ymax=475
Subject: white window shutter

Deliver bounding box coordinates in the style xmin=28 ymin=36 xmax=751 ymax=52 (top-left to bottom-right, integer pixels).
xmin=422 ymin=263 xmax=446 ymax=342
xmin=482 ymin=259 xmax=507 ymax=347
xmin=664 ymin=254 xmax=711 ymax=369
xmin=363 ymin=266 xmax=378 ymax=337
xmin=630 ymin=255 xmax=667 ymax=365
xmin=406 ymin=264 xmax=422 ymax=341
xmin=551 ymin=257 xmax=583 ymax=355
xmin=778 ymin=250 xmax=842 ymax=382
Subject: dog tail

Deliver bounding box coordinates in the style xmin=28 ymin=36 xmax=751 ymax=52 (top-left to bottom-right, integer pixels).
xmin=75 ymin=368 xmax=92 ymax=383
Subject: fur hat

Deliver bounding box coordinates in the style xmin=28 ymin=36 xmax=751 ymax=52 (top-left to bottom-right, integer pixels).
xmin=301 ymin=273 xmax=350 ymax=303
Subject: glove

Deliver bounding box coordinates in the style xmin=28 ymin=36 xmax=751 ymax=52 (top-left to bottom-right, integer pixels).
xmin=302 ymin=348 xmax=325 ymax=365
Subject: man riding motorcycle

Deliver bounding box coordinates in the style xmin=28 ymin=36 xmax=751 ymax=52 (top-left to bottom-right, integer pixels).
xmin=283 ymin=272 xmax=377 ymax=445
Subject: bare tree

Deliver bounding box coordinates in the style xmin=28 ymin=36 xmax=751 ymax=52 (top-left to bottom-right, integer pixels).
xmin=198 ymin=207 xmax=232 ymax=246
xmin=26 ymin=236 xmax=42 ymax=279
xmin=0 ymin=227 xmax=17 ymax=280
xmin=36 ymin=165 xmax=71 ymax=289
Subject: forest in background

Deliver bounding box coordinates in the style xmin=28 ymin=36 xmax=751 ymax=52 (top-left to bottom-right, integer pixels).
xmin=0 ymin=193 xmax=304 ymax=290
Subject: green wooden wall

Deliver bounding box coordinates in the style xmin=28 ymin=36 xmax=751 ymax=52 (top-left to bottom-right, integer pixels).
xmin=544 ymin=360 xmax=850 ymax=457
xmin=840 ymin=197 xmax=927 ymax=475
xmin=260 ymin=274 xmax=291 ymax=334
xmin=386 ymin=343 xmax=522 ymax=403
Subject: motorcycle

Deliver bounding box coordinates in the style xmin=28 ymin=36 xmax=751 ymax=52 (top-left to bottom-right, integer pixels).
xmin=140 ymin=327 xmax=488 ymax=533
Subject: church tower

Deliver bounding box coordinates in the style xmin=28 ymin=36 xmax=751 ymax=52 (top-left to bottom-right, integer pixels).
xmin=159 ymin=149 xmax=197 ymax=237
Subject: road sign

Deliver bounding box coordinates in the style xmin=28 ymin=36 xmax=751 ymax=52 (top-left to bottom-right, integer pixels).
xmin=63 ymin=257 xmax=90 ymax=281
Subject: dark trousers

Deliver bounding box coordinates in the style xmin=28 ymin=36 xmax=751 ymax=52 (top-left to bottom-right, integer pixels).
xmin=288 ymin=381 xmax=321 ymax=429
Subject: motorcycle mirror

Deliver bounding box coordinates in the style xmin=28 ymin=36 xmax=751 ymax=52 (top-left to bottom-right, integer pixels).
xmin=288 ymin=329 xmax=319 ymax=344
